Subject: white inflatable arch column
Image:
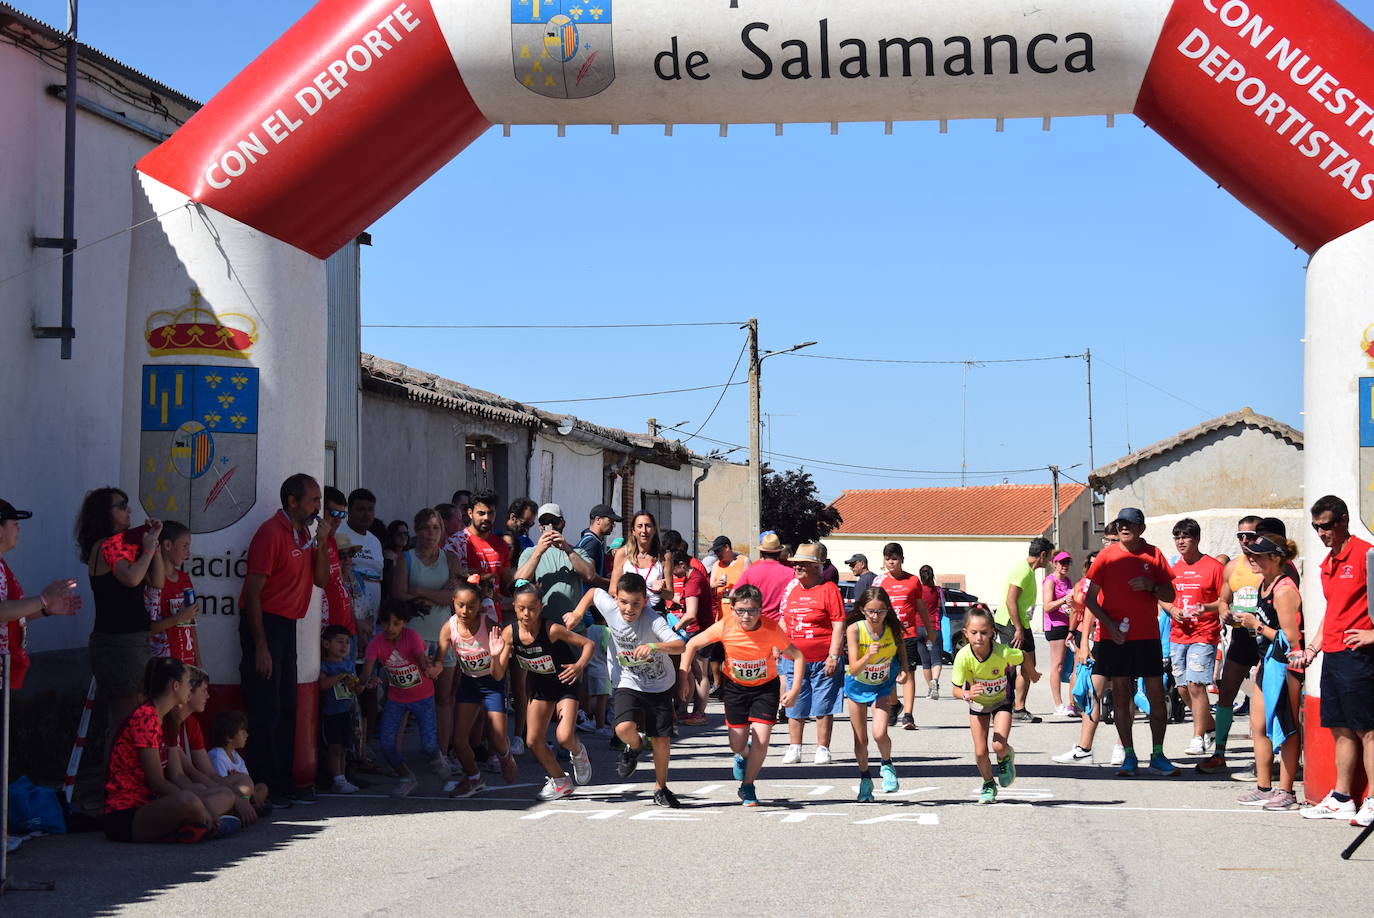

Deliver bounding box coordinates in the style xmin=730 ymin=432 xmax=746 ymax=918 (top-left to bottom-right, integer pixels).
xmin=130 ymin=0 xmax=1374 ymax=791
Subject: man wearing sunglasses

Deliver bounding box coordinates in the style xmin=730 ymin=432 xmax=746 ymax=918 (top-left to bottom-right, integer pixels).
xmin=1198 ymin=515 xmax=1265 ymax=774
xmin=1301 ymin=495 xmax=1374 ymax=826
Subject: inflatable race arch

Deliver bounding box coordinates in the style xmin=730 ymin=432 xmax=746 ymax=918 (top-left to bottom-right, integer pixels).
xmin=125 ymin=0 xmax=1374 ymax=792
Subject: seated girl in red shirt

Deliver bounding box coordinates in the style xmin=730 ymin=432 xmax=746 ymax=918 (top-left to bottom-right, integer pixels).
xmin=103 ymin=657 xmax=240 ymax=843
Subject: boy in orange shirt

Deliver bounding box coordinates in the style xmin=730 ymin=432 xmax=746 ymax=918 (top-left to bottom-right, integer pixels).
xmin=679 ymin=584 xmax=804 ymax=806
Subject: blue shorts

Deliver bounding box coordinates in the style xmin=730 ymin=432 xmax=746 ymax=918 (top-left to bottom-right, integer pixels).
xmin=456 ymin=674 xmax=506 ymax=713
xmin=1170 ymin=642 xmax=1217 ymax=684
xmin=778 ymin=657 xmax=844 ymax=719
xmin=844 ymin=673 xmax=899 ymax=706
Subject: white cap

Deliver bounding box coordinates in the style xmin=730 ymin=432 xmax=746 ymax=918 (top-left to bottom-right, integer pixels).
xmin=536 ymin=503 xmax=563 ymax=522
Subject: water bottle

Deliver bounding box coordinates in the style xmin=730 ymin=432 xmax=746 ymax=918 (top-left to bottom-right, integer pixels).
xmin=1120 ymin=617 xmax=1131 ymax=635
xmin=183 ymin=587 xmax=197 ymax=610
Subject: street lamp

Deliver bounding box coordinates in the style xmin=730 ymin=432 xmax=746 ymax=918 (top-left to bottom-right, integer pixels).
xmin=744 ymin=317 xmax=817 ymax=556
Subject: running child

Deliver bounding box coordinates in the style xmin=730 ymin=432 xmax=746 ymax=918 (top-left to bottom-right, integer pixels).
xmin=843 ymin=587 xmax=911 ymax=801
xmin=438 ymin=582 xmax=515 ymax=797
xmin=319 ymin=624 xmax=361 ymax=794
xmin=499 ymin=583 xmax=595 ymax=800
xmin=362 ymin=599 xmax=445 ymax=797
xmin=952 ymin=607 xmax=1039 ymax=804
xmin=678 ymin=584 xmax=803 ymax=806
xmin=572 ymin=572 xmax=686 ymax=807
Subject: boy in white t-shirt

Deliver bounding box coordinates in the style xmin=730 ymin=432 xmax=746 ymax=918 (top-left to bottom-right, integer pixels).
xmin=209 ymin=709 xmax=269 ymax=811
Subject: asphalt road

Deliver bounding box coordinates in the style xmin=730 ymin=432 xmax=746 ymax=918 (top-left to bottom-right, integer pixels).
xmin=6 ymin=677 xmax=1369 ymax=917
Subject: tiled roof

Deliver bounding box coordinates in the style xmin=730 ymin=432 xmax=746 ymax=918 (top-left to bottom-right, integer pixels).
xmin=1090 ymin=407 xmax=1302 ymax=490
xmin=829 ymin=483 xmax=1086 ymax=537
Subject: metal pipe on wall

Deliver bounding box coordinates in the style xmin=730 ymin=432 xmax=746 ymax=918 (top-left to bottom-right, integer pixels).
xmin=59 ymin=0 xmax=78 ymax=359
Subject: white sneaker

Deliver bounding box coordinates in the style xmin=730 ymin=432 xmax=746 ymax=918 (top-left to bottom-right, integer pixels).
xmin=432 ymin=753 xmax=452 ymax=779
xmin=1353 ymin=797 xmax=1374 ymax=827
xmin=537 ymin=776 xmax=574 ymax=800
xmin=1301 ymin=793 xmax=1358 ymax=820
xmin=510 ymin=736 xmax=527 ymax=757
xmin=1204 ymin=732 xmax=1216 ymax=755
xmin=814 ymin=746 xmax=833 ymax=765
xmin=1055 ymin=704 xmax=1076 ymax=717
xmin=931 ymin=682 xmax=940 ymax=701
xmin=331 ymin=776 xmax=359 ymax=794
xmin=781 ymin=744 xmax=802 ymax=764
xmin=1183 ymin=736 xmax=1207 ymax=756
xmin=1052 ymin=746 xmax=1092 ymax=764
xmin=391 ymin=773 xmax=418 ymax=798
xmin=570 ymin=743 xmax=592 ymax=785
xmin=1110 ymin=744 xmax=1125 ymax=766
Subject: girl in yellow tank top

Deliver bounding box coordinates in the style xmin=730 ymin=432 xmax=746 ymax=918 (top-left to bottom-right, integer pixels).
xmin=843 ymin=586 xmax=911 ymax=801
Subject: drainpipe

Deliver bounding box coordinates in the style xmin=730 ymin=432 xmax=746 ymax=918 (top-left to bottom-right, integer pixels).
xmin=692 ymin=459 xmax=712 ymax=556
xmin=32 ymin=1 xmax=80 ymax=357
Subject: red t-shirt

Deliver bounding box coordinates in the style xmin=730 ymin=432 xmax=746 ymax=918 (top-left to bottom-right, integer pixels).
xmin=1084 ymin=541 xmax=1175 ymax=642
xmin=366 ymin=627 xmax=435 ymax=704
xmin=874 ymin=571 xmax=925 ymax=639
xmin=240 ymin=511 xmax=316 ymax=619
xmin=0 ymin=559 xmax=29 ymax=690
xmin=1169 ymin=554 xmax=1225 ymax=645
xmin=321 ymin=538 xmax=357 ymax=635
xmin=147 ymin=567 xmax=199 ymax=664
xmin=445 ymin=527 xmax=512 ymax=594
xmin=105 ymin=703 xmax=162 ymax=813
xmin=1320 ymin=535 xmax=1374 ymax=654
xmin=778 ymin=579 xmax=846 ymax=661
xmin=920 ymin=583 xmax=943 ymax=626
xmin=673 ymin=567 xmax=715 ymax=634
xmin=733 ymin=559 xmax=796 ymax=621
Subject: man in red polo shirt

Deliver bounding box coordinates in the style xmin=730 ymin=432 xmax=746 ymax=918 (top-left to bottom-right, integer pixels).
xmin=1301 ymin=495 xmax=1374 ymax=826
xmin=443 ymin=488 xmax=512 ymax=600
xmin=240 ymin=473 xmax=327 ymax=808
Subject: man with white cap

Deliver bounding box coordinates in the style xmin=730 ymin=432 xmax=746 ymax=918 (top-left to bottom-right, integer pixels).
xmin=514 ymin=503 xmax=600 ymax=632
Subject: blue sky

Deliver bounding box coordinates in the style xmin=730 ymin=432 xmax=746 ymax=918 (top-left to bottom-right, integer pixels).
xmin=19 ymin=1 xmax=1374 ymax=500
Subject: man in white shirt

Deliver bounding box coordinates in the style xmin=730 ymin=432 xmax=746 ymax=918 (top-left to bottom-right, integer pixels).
xmin=345 ymin=488 xmax=384 ymax=635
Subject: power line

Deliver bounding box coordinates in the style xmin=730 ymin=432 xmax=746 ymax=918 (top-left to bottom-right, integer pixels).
xmin=363 ymin=321 xmax=745 ymax=330
xmin=680 ymin=340 xmax=748 ymax=446
xmin=1094 ymin=357 xmax=1216 ymax=418
xmin=524 ymin=380 xmax=746 ymax=405
xmin=780 ymin=351 xmax=1085 ymax=366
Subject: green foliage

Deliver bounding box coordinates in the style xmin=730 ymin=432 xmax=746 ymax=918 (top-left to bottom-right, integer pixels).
xmin=761 ymin=467 xmax=842 ymax=548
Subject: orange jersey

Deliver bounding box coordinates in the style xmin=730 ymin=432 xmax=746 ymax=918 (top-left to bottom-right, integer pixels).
xmin=697 ymin=614 xmax=792 ymax=687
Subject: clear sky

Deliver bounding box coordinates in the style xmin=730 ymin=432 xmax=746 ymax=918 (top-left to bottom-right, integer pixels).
xmin=17 ymin=1 xmax=1374 ymax=501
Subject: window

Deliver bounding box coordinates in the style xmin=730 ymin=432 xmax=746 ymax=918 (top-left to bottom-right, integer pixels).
xmin=641 ymin=490 xmax=672 ymax=532
xmin=1082 ymin=520 xmax=1090 ymax=551
xmin=540 ymin=450 xmax=554 ymax=505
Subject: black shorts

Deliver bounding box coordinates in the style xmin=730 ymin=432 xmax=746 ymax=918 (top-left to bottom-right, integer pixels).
xmin=1320 ymin=647 xmax=1374 ymax=731
xmin=970 ymin=669 xmax=1018 ymax=718
xmin=707 ymin=643 xmax=726 ymax=664
xmin=1225 ymin=628 xmax=1261 ymax=669
xmin=527 ymin=673 xmax=578 ymax=704
xmin=103 ymin=807 xmax=140 ymax=843
xmin=994 ymin=622 xmax=1036 ymax=656
xmin=1044 ymin=625 xmax=1070 ymax=642
xmin=1092 ymin=638 xmax=1165 ymax=679
xmin=613 ymin=687 xmax=676 ymax=738
xmin=722 ymin=676 xmax=781 ymax=728
xmin=321 ymin=711 xmax=352 ymax=746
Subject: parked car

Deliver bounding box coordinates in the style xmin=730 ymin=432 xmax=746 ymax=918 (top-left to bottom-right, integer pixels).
xmin=939 ymin=588 xmax=981 ymax=662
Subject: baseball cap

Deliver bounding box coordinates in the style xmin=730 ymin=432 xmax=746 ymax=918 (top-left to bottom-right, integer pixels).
xmin=710 ymin=535 xmax=732 ymax=551
xmin=845 ymin=553 xmax=867 ymax=566
xmin=537 ymin=502 xmax=563 ymax=523
xmin=0 ymin=500 xmax=32 ymax=522
xmin=589 ymin=503 xmax=622 ymax=522
xmin=1052 ymin=551 xmax=1072 ymax=563
xmin=1114 ymin=508 xmax=1145 ymax=526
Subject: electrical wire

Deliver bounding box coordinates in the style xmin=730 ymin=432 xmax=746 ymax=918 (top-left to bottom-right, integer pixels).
xmin=364 ymin=321 xmax=745 ymax=329
xmin=679 ymin=340 xmax=748 ymax=446
xmin=524 ymin=380 xmax=746 ymax=405
xmin=0 ymin=201 xmax=191 ymax=289
xmin=1094 ymin=357 xmax=1215 ymax=418
xmin=779 ymin=351 xmax=1086 ymax=366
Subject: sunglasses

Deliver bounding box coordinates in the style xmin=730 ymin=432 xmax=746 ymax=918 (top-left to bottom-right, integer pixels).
xmin=1312 ymin=520 xmax=1339 ymax=532
xmin=327 ymin=508 xmax=347 ymax=519
xmin=1235 ymin=531 xmax=1257 ymax=541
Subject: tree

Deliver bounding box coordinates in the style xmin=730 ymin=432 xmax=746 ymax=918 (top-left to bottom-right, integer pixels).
xmin=761 ymin=466 xmax=842 ymax=548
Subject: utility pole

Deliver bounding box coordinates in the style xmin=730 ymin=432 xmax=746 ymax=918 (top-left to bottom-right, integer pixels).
xmin=747 ymin=319 xmax=762 ymax=559
xmin=1049 ymin=465 xmax=1061 ymax=548
xmin=1085 ymin=348 xmax=1100 ymax=534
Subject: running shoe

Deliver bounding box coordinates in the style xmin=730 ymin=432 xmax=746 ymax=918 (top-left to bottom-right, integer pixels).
xmin=510 ymin=736 xmax=527 ymax=757
xmin=781 ymin=744 xmax=803 ymax=764
xmin=570 ymin=744 xmax=592 ymax=785
xmin=930 ymin=683 xmax=940 ymax=701
xmin=391 ymin=773 xmax=418 ymax=798
xmin=708 ymin=683 xmax=722 ymax=699
xmin=1147 ymin=753 xmax=1180 ymax=777
xmin=538 ymin=776 xmax=575 ymax=801
xmin=499 ymin=752 xmax=518 ymax=783
xmin=681 ymin=713 xmax=709 ymax=727
xmin=1301 ymin=793 xmax=1358 ymax=820
xmin=1263 ymin=789 xmax=1297 ymax=811
xmin=979 ymin=782 xmax=998 ymax=804
xmin=616 ymin=742 xmax=643 ymax=778
xmin=814 ymin=746 xmax=833 ymax=765
xmin=1052 ymin=746 xmax=1092 ymax=764
xmin=653 ymin=787 xmax=682 ymax=808
xmin=1195 ymin=754 xmax=1228 ymax=774
xmin=1116 ymin=752 xmax=1139 ymax=777
xmin=446 ymin=776 xmax=483 ymax=798
xmin=901 ymin=714 xmax=916 ymax=731
xmin=1054 ymin=704 xmax=1076 ymax=717
xmin=1013 ymin=709 xmax=1042 ymax=724
xmin=1236 ymin=786 xmax=1277 ymax=806
xmin=1183 ymin=736 xmax=1207 ymax=756
xmin=575 ymin=711 xmax=597 ymax=733
xmin=482 ymin=754 xmax=501 ymax=773
xmin=1110 ymin=744 xmax=1126 ymax=767
xmin=331 ymin=776 xmax=359 ymax=794
xmin=880 ymin=763 xmax=899 ymax=793
xmin=1204 ymin=732 xmax=1216 ymax=755
xmin=997 ymin=749 xmax=1017 ymax=788
xmin=432 ymin=753 xmax=452 ymax=779
xmin=290 ymin=788 xmax=318 ymax=806
xmin=857 ymin=776 xmax=875 ymax=802
xmin=737 ymin=783 xmax=759 ymax=807
xmin=1352 ymin=797 xmax=1374 ymax=827
xmin=926 ymin=685 xmax=935 ymax=699
xmin=213 ymin=815 xmax=242 ymax=839
xmin=267 ymin=795 xmax=294 ymax=810
xmin=732 ymin=753 xmax=746 ymax=782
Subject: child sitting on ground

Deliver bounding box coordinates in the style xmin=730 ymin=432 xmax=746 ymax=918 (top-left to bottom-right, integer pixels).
xmin=207 ymin=709 xmax=270 ymax=815
xmin=320 ymin=624 xmax=361 ymax=794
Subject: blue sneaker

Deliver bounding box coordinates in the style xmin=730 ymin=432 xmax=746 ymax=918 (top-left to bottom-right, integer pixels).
xmin=1148 ymin=753 xmax=1180 ymax=777
xmin=213 ymin=814 xmax=242 ymax=839
xmin=1117 ymin=751 xmax=1139 ymax=777
xmin=856 ymin=776 xmax=875 ymax=802
xmin=737 ymin=782 xmax=759 ymax=807
xmin=732 ymin=753 xmax=746 ymax=782
xmin=997 ymin=749 xmax=1016 ymax=788
xmin=880 ymin=763 xmax=899 ymax=793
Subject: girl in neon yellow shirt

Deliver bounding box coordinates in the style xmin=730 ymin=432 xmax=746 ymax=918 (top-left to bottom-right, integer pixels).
xmin=952 ymin=608 xmax=1040 ymax=803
